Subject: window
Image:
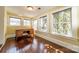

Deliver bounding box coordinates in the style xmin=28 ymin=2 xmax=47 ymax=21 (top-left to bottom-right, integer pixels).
xmin=10 ymin=17 xmax=20 ymax=26
xmin=32 ymin=20 xmax=37 ymax=30
xmin=38 ymin=16 xmax=48 ymax=32
xmin=52 ymin=8 xmax=72 ymax=37
xmin=23 ymin=20 xmax=31 ymax=26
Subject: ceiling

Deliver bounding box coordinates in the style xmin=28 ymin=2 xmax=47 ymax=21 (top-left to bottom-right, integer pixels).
xmin=6 ymin=6 xmax=57 ymax=18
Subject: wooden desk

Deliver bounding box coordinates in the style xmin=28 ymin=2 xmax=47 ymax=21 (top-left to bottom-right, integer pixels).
xmin=16 ymin=29 xmax=34 ymax=41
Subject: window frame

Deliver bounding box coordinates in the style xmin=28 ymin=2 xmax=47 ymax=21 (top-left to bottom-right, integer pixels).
xmin=23 ymin=19 xmax=31 ymax=26
xmin=52 ymin=8 xmax=72 ymax=37
xmin=9 ymin=17 xmax=21 ymax=26
xmin=37 ymin=15 xmax=48 ymax=32
xmin=32 ymin=20 xmax=37 ymax=30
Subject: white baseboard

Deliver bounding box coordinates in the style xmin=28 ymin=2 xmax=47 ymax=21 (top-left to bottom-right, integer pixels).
xmin=36 ymin=33 xmax=79 ymax=52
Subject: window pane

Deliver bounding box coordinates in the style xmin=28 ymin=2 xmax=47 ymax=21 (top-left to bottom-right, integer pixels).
xmin=63 ymin=8 xmax=71 ymax=22
xmin=23 ymin=20 xmax=31 ymax=26
xmin=53 ymin=8 xmax=72 ymax=37
xmin=63 ymin=23 xmax=72 ymax=35
xmin=10 ymin=17 xmax=20 ymax=26
xmin=32 ymin=20 xmax=37 ymax=30
xmin=38 ymin=16 xmax=48 ymax=32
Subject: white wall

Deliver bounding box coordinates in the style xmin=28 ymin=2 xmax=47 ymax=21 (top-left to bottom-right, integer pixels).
xmin=0 ymin=6 xmax=6 ymax=44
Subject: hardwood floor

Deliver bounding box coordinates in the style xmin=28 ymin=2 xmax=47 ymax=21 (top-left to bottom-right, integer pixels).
xmin=0 ymin=36 xmax=76 ymax=53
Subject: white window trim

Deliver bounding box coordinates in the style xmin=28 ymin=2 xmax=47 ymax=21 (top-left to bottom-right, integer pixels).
xmin=51 ymin=7 xmax=78 ymax=40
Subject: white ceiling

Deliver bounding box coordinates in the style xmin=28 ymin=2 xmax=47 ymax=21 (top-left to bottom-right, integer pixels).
xmin=6 ymin=6 xmax=57 ymax=18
